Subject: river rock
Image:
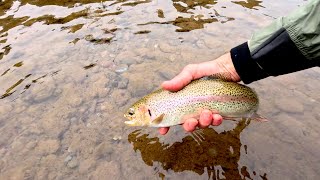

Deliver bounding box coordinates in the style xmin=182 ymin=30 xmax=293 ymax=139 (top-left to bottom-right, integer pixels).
xmin=94 ymin=142 xmax=113 ymax=160
xmin=79 ymin=158 xmax=95 ymax=174
xmin=127 ymin=72 xmax=155 ymax=98
xmin=110 ymin=89 xmax=131 ymax=107
xmin=90 ymin=161 xmax=120 ymax=179
xmin=35 ymin=139 xmax=60 ymax=155
xmin=158 ymin=42 xmax=176 ymax=53
xmin=115 ymin=51 xmax=137 ymax=65
xmin=41 ymin=113 xmax=70 ymax=138
xmin=0 ymin=104 xmax=13 ymax=116
xmin=118 ymin=78 xmax=128 ymax=89
xmin=29 ymin=82 xmax=56 ymax=103
xmin=67 ymin=158 xmax=78 ymax=169
xmin=115 ymin=64 xmax=128 ymax=73
xmin=275 ymin=98 xmax=304 ymax=114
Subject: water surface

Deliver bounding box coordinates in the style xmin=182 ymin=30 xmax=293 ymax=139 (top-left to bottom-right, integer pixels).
xmin=0 ymin=0 xmax=319 ymax=179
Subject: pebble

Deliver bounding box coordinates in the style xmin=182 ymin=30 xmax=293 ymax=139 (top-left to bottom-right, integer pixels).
xmin=196 ymin=39 xmax=207 ymax=49
xmin=118 ymin=58 xmax=136 ymax=65
xmin=118 ymin=78 xmax=128 ymax=89
xmin=158 ymin=42 xmax=176 ymax=53
xmin=67 ymin=158 xmax=78 ymax=169
xmin=112 ymin=135 xmax=122 ymax=141
xmin=115 ymin=64 xmax=128 ymax=73
xmin=64 ymin=155 xmax=73 ymax=163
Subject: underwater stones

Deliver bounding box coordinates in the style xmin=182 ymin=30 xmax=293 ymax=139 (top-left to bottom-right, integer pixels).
xmin=99 ymin=60 xmax=115 ymax=69
xmin=115 ymin=64 xmax=128 ymax=73
xmin=157 ymin=69 xmax=176 ymax=81
xmin=195 ymin=39 xmax=207 ymax=49
xmin=117 ymin=78 xmax=128 ymax=89
xmin=35 ymin=139 xmax=60 ymax=155
xmin=67 ymin=95 xmax=83 ymax=107
xmin=90 ymin=161 xmax=120 ymax=179
xmin=66 ymin=157 xmax=78 ymax=169
xmin=94 ymin=142 xmax=113 ymax=160
xmin=41 ymin=114 xmax=70 ymax=138
xmin=158 ymin=42 xmax=176 ymax=53
xmin=115 ymin=51 xmax=138 ymax=65
xmin=110 ymin=89 xmax=130 ymax=107
xmin=275 ymin=98 xmax=304 ymax=114
xmin=29 ymin=82 xmax=57 ymax=103
xmin=0 ymin=104 xmax=13 ymax=115
xmin=79 ymin=158 xmax=95 ymax=174
xmin=118 ymin=58 xmax=137 ymax=66
xmin=127 ymin=72 xmax=154 ymax=97
xmin=40 ymin=154 xmax=59 ymax=167
xmin=100 ymin=101 xmax=114 ymax=112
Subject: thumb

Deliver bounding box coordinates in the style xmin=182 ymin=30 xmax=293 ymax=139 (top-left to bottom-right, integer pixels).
xmin=161 ymin=65 xmax=197 ymax=91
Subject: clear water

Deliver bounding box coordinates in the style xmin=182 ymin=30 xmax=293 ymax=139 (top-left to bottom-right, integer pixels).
xmin=0 ymin=0 xmax=319 ymax=179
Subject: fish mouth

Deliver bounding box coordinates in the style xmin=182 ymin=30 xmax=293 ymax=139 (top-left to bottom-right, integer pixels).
xmin=124 ymin=120 xmax=136 ymax=126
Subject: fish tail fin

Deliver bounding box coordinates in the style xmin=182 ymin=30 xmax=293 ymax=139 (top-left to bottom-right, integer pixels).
xmin=251 ymin=113 xmax=268 ymax=122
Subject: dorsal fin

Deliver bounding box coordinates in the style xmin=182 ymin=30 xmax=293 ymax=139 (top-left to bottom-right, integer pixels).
xmin=204 ymin=72 xmax=234 ymax=82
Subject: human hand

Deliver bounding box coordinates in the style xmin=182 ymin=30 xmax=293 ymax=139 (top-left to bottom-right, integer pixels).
xmin=159 ymin=52 xmax=241 ymax=135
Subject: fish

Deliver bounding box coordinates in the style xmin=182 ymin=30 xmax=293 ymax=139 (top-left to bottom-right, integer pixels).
xmin=124 ymin=76 xmax=266 ymax=127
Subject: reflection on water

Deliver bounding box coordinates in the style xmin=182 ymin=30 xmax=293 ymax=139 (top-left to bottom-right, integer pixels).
xmin=232 ymin=0 xmax=264 ymax=10
xmin=0 ymin=0 xmax=319 ymax=179
xmin=128 ymin=119 xmax=267 ymax=179
xmin=173 ymin=0 xmax=217 ymax=13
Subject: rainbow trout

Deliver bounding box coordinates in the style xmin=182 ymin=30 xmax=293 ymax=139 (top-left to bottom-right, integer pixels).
xmin=124 ymin=76 xmax=265 ymax=127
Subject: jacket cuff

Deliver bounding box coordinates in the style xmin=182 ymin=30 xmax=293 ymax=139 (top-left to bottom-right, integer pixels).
xmin=230 ymin=42 xmax=269 ymax=84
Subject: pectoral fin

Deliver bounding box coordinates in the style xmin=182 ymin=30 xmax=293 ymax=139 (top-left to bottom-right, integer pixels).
xmin=152 ymin=114 xmax=165 ymax=124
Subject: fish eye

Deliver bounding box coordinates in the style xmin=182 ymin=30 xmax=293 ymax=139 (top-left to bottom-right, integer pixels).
xmin=128 ymin=108 xmax=135 ymax=116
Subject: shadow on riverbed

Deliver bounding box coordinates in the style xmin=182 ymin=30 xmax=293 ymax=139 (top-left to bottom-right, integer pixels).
xmin=128 ymin=119 xmax=267 ymax=179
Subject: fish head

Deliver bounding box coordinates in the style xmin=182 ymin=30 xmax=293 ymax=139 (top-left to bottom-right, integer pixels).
xmin=124 ymin=104 xmax=152 ymax=126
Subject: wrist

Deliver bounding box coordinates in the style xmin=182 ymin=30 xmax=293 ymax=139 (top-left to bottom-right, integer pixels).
xmin=216 ymin=53 xmax=241 ymax=82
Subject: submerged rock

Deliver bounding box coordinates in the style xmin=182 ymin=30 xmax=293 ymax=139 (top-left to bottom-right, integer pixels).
xmin=36 ymin=139 xmax=60 ymax=155
xmin=127 ymin=72 xmax=155 ymax=97
xmin=115 ymin=64 xmax=128 ymax=73
xmin=110 ymin=89 xmax=131 ymax=107
xmin=67 ymin=158 xmax=78 ymax=169
xmin=275 ymin=98 xmax=304 ymax=114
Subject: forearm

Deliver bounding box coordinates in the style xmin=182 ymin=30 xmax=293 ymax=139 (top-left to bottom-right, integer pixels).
xmin=231 ymin=0 xmax=320 ymax=84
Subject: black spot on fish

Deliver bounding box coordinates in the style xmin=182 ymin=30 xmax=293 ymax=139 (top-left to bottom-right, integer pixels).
xmin=148 ymin=109 xmax=152 ymax=117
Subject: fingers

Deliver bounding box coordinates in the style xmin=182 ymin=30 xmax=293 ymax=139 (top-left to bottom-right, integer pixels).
xmin=159 ymin=127 xmax=169 ymax=135
xmin=159 ymin=113 xmax=223 ymax=135
xmin=161 ymin=64 xmax=198 ymax=92
xmin=183 ymin=118 xmax=198 ymax=132
xmin=183 ymin=111 xmax=223 ymax=132
xmin=212 ymin=114 xmax=223 ymax=126
xmin=198 ymin=110 xmax=213 ymax=128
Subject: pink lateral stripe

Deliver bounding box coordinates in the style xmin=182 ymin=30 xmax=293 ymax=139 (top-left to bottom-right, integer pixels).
xmin=189 ymin=95 xmax=256 ymax=103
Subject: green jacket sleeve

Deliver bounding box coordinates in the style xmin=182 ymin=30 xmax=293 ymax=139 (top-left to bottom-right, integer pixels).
xmin=230 ymin=0 xmax=320 ymax=84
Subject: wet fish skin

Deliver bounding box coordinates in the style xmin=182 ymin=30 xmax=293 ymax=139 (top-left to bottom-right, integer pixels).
xmin=124 ymin=78 xmax=261 ymax=127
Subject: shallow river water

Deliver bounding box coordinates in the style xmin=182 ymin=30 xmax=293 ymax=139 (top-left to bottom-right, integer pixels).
xmin=0 ymin=0 xmax=319 ymax=179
